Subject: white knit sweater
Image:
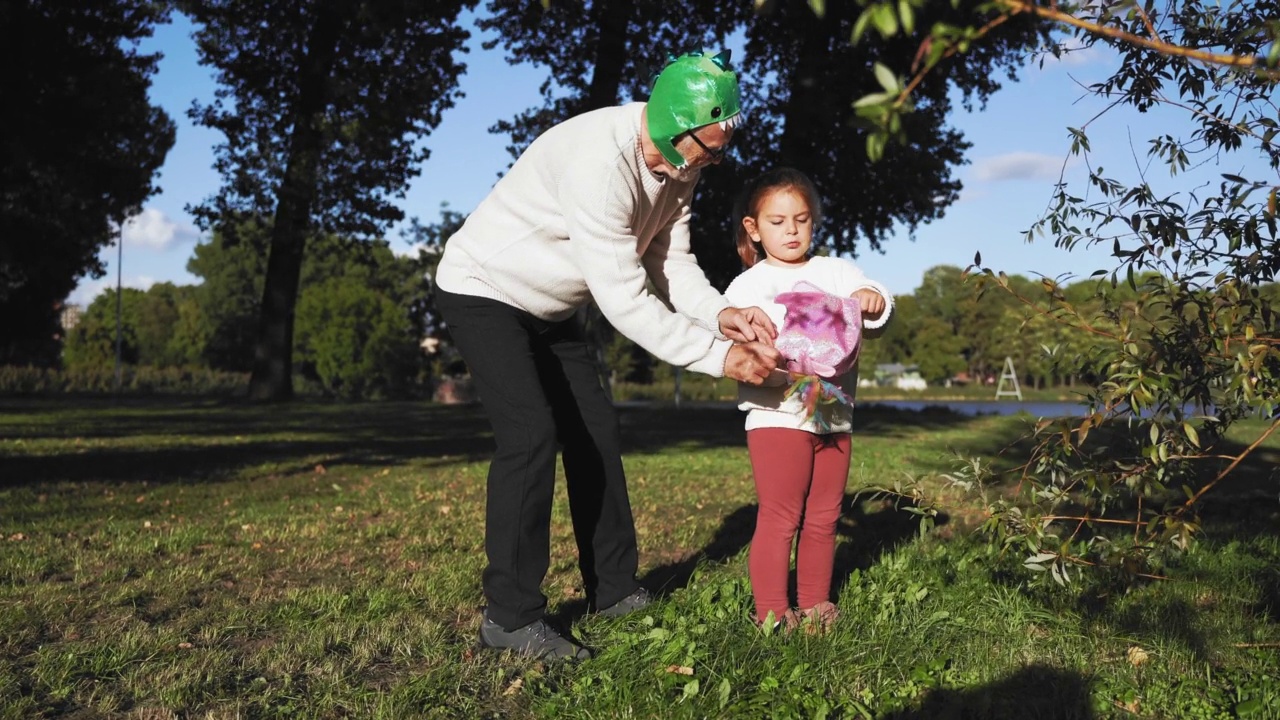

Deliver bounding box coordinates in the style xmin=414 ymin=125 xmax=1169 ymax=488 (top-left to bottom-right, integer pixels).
xmin=723 ymin=256 xmax=893 ymax=433
xmin=434 ymin=102 xmax=733 ymax=377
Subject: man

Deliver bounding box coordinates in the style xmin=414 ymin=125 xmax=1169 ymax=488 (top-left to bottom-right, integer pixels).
xmin=434 ymin=50 xmax=780 ymax=660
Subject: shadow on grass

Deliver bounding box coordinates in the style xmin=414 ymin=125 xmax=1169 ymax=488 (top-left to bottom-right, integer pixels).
xmin=832 ymin=495 xmax=951 ymax=598
xmin=0 ymin=400 xmax=500 ymax=487
xmin=623 ymin=491 xmax=946 ymax=610
xmin=0 ymin=399 xmax=980 ymax=490
xmin=882 ymin=664 xmax=1096 ymax=720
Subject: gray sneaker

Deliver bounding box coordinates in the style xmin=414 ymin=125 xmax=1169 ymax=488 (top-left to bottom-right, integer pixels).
xmin=477 ymin=613 xmax=591 ymax=661
xmin=594 ymin=587 xmax=653 ymax=618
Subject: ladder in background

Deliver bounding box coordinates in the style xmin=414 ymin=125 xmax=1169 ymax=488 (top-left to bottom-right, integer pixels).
xmin=995 ymin=356 xmax=1023 ymax=401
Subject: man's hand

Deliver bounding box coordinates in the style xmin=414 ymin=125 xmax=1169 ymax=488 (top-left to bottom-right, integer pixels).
xmin=724 ymin=342 xmax=782 ymax=385
xmin=718 ymin=306 xmax=777 ymax=344
xmin=853 ymin=289 xmax=886 ymax=321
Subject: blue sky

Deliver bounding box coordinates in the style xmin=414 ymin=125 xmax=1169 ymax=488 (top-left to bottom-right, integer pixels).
xmin=69 ymin=11 xmax=1265 ymax=305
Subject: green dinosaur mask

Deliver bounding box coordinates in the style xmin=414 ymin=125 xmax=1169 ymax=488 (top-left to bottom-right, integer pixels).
xmin=646 ymin=50 xmax=742 ymax=168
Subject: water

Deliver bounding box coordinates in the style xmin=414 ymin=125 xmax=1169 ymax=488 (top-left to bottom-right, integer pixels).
xmin=618 ymin=398 xmax=1092 ymax=417
xmin=863 ymin=400 xmax=1089 ymax=417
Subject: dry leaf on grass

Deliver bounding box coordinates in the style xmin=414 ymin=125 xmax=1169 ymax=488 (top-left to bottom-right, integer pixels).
xmin=665 ymin=665 xmax=694 ymax=676
xmin=1126 ymin=646 xmax=1150 ymax=667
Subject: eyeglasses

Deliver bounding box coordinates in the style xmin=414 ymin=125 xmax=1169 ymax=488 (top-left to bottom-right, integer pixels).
xmin=684 ymin=130 xmax=727 ymax=162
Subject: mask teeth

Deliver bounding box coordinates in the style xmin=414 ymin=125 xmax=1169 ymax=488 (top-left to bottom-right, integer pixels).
xmin=719 ymin=113 xmax=742 ymax=133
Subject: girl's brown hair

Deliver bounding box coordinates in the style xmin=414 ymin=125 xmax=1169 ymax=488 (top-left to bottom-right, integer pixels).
xmin=733 ymin=167 xmax=823 ymax=269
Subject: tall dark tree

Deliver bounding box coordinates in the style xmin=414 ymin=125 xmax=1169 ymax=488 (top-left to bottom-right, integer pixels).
xmin=693 ymin=1 xmax=1045 ymax=287
xmin=0 ymin=0 xmax=174 ymax=365
xmin=476 ymin=0 xmax=1046 ymax=289
xmin=182 ymin=0 xmax=475 ymax=400
xmin=478 ymin=0 xmax=736 ymax=151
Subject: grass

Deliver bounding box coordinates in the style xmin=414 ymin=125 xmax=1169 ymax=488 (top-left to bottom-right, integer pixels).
xmin=0 ymin=397 xmax=1277 ymax=719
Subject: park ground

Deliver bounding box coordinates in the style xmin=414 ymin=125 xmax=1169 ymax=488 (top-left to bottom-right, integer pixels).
xmin=1 ymin=397 xmax=1277 ymax=719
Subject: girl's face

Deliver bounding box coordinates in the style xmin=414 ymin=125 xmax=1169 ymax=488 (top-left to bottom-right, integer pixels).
xmin=743 ymin=188 xmax=812 ymax=267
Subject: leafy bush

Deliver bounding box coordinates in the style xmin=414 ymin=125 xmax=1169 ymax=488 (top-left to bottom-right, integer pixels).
xmin=851 ymin=0 xmax=1280 ymax=582
xmin=293 ymin=278 xmax=422 ymax=399
xmin=0 ymin=365 xmax=248 ymax=395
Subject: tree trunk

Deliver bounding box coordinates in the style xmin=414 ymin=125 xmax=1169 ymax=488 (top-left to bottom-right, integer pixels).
xmin=247 ymin=5 xmax=344 ymax=401
xmin=777 ymin=9 xmax=830 ymax=173
xmin=582 ymin=0 xmax=631 ymax=113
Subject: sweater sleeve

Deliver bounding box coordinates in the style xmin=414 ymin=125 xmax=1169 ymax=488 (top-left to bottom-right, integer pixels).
xmin=640 ymin=204 xmax=730 ymax=332
xmin=838 ymin=259 xmax=894 ymax=331
xmin=560 ymin=160 xmax=732 ymax=377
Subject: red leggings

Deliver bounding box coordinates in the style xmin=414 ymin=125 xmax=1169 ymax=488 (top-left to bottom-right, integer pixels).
xmin=746 ymin=428 xmax=851 ymax=622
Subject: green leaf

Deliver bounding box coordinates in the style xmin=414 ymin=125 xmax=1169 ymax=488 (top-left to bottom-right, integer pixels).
xmin=807 ymin=0 xmax=826 ymax=17
xmin=853 ymin=91 xmax=893 ymax=107
xmin=872 ymin=3 xmax=900 ymax=37
xmin=867 ymin=132 xmax=887 ymax=162
xmin=1182 ymin=421 xmax=1200 ymax=448
xmin=898 ymin=0 xmax=915 ymax=34
xmin=1236 ymin=698 xmax=1262 ymax=716
xmin=852 ymin=9 xmax=874 ymax=43
xmin=873 ymin=62 xmax=899 ymax=93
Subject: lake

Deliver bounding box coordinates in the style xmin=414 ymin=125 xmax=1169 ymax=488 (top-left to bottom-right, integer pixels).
xmin=864 ymin=399 xmax=1088 ymax=417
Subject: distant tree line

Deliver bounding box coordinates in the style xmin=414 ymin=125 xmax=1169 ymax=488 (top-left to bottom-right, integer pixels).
xmin=56 ymin=227 xmax=1280 ymax=399
xmin=60 ymin=219 xmax=439 ymax=399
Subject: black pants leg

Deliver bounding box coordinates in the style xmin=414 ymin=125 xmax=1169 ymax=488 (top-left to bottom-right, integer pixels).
xmin=436 ymin=289 xmax=639 ymax=630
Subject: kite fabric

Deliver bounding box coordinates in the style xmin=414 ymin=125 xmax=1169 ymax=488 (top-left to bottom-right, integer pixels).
xmin=773 ymin=281 xmax=863 ymax=431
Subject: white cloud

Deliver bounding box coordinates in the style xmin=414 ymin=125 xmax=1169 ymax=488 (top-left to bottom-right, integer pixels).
xmin=67 ymin=275 xmax=158 ymax=307
xmin=116 ymin=208 xmax=199 ymax=251
xmin=972 ymin=152 xmax=1066 ymax=183
xmin=1038 ymin=36 xmax=1104 ymax=67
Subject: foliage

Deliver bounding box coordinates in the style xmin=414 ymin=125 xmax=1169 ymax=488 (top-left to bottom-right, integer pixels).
xmin=475 ymin=0 xmax=1048 ymax=289
xmin=180 ymin=217 xmax=433 ymax=396
xmin=294 ymin=278 xmax=421 ymax=399
xmin=180 ymin=0 xmax=476 ymax=399
xmin=0 ymin=364 xmax=248 ymax=396
xmin=398 ymin=204 xmax=468 ymax=345
xmin=184 ymin=217 xmax=270 ymax=372
xmin=63 ymin=284 xmax=203 ymax=371
xmin=0 ymin=0 xmax=174 ymax=365
xmin=849 ymin=0 xmax=1280 ymax=581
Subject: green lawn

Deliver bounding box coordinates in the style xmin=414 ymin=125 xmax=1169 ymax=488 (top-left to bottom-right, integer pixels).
xmin=1 ymin=398 xmax=1276 ymax=719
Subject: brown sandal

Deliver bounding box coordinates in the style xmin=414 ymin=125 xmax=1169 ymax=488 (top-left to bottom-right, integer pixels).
xmin=755 ymin=608 xmax=801 ymax=634
xmin=799 ymin=602 xmax=840 ymax=635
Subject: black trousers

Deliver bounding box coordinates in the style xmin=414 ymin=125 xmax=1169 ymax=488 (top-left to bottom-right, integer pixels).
xmin=436 ymin=288 xmax=640 ymax=630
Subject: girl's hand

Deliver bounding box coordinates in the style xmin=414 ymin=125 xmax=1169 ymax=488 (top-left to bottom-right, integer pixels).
xmin=853 ymin=288 xmax=886 ymax=320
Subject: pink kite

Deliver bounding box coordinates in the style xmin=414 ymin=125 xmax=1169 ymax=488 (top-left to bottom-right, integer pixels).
xmin=773 ymin=281 xmax=863 ymax=430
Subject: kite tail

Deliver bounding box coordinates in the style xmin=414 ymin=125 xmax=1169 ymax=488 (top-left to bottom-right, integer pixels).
xmin=783 ymin=374 xmax=856 ymax=433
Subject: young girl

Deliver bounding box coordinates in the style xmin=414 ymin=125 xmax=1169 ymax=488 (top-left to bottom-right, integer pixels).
xmin=723 ymin=167 xmax=893 ymax=633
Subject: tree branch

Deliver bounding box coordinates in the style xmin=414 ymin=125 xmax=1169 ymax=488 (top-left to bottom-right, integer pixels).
xmin=999 ymin=0 xmax=1280 ymax=79
xmin=1181 ymin=416 xmax=1280 ymax=509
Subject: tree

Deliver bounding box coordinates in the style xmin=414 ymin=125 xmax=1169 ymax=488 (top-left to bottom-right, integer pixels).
xmin=294 ymin=277 xmax=419 ymax=398
xmin=477 ymin=1 xmax=1048 ymax=290
xmin=64 ymin=283 xmax=203 ymax=370
xmin=185 ymin=217 xmax=269 ymax=372
xmin=181 ymin=0 xmax=475 ymax=400
xmin=856 ymin=0 xmax=1280 ymax=581
xmin=0 ymin=0 xmax=174 ymax=365
xmin=187 ymin=217 xmax=432 ymax=384
xmin=64 ymin=288 xmax=147 ymax=370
